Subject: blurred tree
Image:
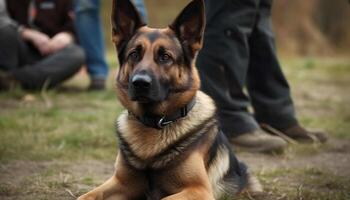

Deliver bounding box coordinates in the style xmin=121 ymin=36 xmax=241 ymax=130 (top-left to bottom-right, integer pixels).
xmin=273 ymin=0 xmax=350 ymax=55
xmin=273 ymin=0 xmax=331 ymax=56
xmin=316 ymin=0 xmax=350 ymax=52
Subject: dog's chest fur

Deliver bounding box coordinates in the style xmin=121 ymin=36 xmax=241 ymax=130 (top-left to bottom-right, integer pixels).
xmin=116 ymin=91 xmax=248 ymax=199
xmin=116 ymin=91 xmax=217 ymax=170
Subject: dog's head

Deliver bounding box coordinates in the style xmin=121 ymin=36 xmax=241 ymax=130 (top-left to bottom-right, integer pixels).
xmin=112 ymin=0 xmax=205 ymax=116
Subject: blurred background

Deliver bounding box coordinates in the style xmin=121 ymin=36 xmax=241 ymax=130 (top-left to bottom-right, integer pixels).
xmin=100 ymin=0 xmax=350 ymax=57
xmin=1 ymin=1 xmax=350 ymax=200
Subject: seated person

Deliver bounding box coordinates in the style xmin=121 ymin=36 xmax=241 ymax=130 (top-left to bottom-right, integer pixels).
xmin=0 ymin=0 xmax=85 ymax=90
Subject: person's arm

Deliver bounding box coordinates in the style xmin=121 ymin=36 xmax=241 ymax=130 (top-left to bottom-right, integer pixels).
xmin=21 ymin=28 xmax=53 ymax=55
xmin=48 ymin=32 xmax=74 ymax=52
xmin=21 ymin=28 xmax=74 ymax=55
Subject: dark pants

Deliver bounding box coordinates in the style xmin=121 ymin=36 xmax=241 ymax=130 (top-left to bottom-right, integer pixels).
xmin=196 ymin=0 xmax=298 ymax=138
xmin=0 ymin=24 xmax=85 ymax=89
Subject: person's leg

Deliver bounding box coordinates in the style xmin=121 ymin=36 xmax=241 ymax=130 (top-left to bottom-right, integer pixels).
xmin=197 ymin=0 xmax=287 ymax=152
xmin=74 ymin=0 xmax=108 ymax=89
xmin=247 ymin=0 xmax=327 ymax=143
xmin=0 ymin=23 xmax=39 ymax=89
xmin=74 ymin=0 xmax=147 ymax=90
xmin=247 ymin=0 xmax=297 ymax=130
xmin=0 ymin=24 xmax=21 ymax=71
xmin=0 ymin=23 xmax=20 ymax=89
xmin=11 ymin=44 xmax=85 ymax=89
xmin=197 ymin=0 xmax=260 ymax=137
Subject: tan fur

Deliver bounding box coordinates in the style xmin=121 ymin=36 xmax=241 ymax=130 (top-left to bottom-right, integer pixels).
xmin=246 ymin=174 xmax=263 ymax=194
xmin=208 ymin=146 xmax=231 ymax=199
xmin=118 ymin=91 xmax=215 ymax=160
xmin=154 ymin=152 xmax=215 ymax=200
xmin=78 ymin=153 xmax=147 ymax=200
xmin=79 ymin=135 xmax=261 ymax=200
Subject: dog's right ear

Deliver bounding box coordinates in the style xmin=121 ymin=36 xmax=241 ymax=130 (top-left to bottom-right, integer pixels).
xmin=111 ymin=0 xmax=145 ymax=52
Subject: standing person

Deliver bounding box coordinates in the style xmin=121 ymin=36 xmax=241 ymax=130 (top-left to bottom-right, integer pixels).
xmin=74 ymin=0 xmax=147 ymax=90
xmin=196 ymin=0 xmax=328 ymax=153
xmin=0 ymin=0 xmax=85 ymax=90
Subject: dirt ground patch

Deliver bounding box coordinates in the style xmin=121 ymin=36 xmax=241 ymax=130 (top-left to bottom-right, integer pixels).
xmin=239 ymin=138 xmax=350 ymax=176
xmin=0 ymin=138 xmax=349 ymax=200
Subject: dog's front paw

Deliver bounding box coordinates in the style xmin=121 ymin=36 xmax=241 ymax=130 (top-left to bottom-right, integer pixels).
xmin=77 ymin=193 xmax=101 ymax=200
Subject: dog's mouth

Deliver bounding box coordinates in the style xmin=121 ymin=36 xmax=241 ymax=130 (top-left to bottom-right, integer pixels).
xmin=129 ymin=89 xmax=165 ymax=103
xmin=131 ymin=95 xmax=154 ymax=103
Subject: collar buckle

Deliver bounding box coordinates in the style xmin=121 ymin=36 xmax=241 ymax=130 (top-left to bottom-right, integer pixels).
xmin=180 ymin=106 xmax=187 ymax=117
xmin=157 ymin=116 xmax=174 ymax=129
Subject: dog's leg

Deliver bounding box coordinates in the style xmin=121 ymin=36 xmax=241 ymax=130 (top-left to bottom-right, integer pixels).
xmin=78 ymin=153 xmax=146 ymax=200
xmin=159 ymin=152 xmax=215 ymax=200
xmin=161 ymin=187 xmax=215 ymax=200
xmin=78 ymin=177 xmax=122 ymax=200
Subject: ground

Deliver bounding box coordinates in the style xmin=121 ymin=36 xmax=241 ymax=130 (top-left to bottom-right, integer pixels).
xmin=0 ymin=57 xmax=349 ymax=200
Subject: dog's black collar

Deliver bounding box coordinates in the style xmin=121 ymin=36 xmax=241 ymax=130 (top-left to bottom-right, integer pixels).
xmin=129 ymin=97 xmax=196 ymax=129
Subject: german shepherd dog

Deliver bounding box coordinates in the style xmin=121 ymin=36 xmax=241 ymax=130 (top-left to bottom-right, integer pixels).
xmin=78 ymin=0 xmax=262 ymax=199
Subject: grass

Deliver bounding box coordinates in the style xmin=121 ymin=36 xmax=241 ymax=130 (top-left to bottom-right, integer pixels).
xmin=283 ymin=57 xmax=350 ymax=139
xmin=252 ymin=168 xmax=350 ymax=200
xmin=0 ymin=56 xmax=350 ymax=199
xmin=0 ymin=89 xmax=121 ymax=162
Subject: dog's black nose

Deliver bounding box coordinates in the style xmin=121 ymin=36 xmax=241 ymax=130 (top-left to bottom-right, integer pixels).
xmin=132 ymin=74 xmax=152 ymax=89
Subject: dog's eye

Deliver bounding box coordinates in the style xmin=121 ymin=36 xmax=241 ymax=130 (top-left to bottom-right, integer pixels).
xmin=128 ymin=51 xmax=140 ymax=62
xmin=159 ymin=53 xmax=172 ymax=64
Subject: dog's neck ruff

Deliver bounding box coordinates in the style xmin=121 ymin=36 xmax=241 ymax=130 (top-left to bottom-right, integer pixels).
xmin=116 ymin=91 xmax=217 ymax=170
xmin=129 ymin=97 xmax=196 ymax=129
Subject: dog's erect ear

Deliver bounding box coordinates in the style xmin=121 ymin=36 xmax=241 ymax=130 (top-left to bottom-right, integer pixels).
xmin=111 ymin=0 xmax=145 ymax=52
xmin=169 ymin=0 xmax=205 ymax=57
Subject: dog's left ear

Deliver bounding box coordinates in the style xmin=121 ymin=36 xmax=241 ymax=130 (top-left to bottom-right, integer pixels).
xmin=170 ymin=0 xmax=205 ymax=57
xmin=111 ymin=0 xmax=145 ymax=52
